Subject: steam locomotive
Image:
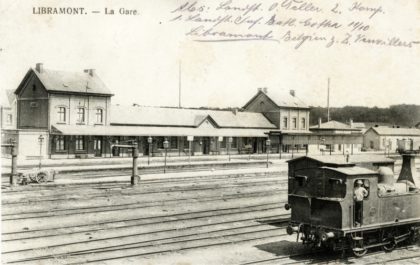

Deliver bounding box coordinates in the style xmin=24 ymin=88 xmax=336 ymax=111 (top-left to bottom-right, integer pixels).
xmin=284 ymin=154 xmax=420 ymax=256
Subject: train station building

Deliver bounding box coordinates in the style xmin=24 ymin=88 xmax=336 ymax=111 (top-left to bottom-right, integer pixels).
xmin=1 ymin=63 xmax=363 ymax=159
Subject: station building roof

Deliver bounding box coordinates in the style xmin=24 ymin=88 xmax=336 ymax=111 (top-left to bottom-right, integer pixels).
xmin=51 ymin=124 xmax=270 ymax=137
xmin=366 ymin=127 xmax=420 ymax=136
xmin=310 ymin=120 xmax=361 ymax=131
xmin=243 ymin=90 xmax=309 ymax=109
xmin=110 ymin=105 xmax=277 ymax=129
xmin=15 ymin=67 xmax=113 ymax=96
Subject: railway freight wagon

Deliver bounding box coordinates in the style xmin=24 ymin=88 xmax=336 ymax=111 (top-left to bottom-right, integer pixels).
xmin=285 ymin=154 xmax=420 ymax=256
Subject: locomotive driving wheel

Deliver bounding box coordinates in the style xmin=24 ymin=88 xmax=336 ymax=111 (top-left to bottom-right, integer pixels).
xmin=381 ymin=229 xmax=396 ymax=252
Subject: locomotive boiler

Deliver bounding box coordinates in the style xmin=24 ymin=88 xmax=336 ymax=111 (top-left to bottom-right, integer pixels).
xmin=284 ymin=154 xmax=420 ymax=256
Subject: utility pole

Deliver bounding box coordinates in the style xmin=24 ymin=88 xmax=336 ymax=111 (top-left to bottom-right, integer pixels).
xmin=178 ymin=61 xmax=182 ymax=108
xmin=327 ymin=78 xmax=331 ymax=122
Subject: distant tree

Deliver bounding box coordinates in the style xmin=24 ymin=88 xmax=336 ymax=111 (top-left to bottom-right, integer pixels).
xmin=309 ymin=104 xmax=420 ymax=127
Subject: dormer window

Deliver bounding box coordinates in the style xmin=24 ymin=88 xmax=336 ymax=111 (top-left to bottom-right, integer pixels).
xmin=77 ymin=107 xmax=85 ymax=123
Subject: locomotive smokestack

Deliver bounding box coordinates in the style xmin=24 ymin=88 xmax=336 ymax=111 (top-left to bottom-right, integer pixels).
xmin=398 ymin=154 xmax=420 ymax=187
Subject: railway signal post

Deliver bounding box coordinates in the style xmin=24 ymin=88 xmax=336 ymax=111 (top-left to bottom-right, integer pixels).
xmin=131 ymin=147 xmax=140 ymax=185
xmin=163 ymin=139 xmax=169 ymax=173
xmin=111 ymin=143 xmax=140 ymax=185
xmin=147 ymin=136 xmax=152 ymax=165
xmin=266 ymin=139 xmax=271 ymax=168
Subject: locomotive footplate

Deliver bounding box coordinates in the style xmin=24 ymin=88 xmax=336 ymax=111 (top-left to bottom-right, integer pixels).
xmin=287 ymin=222 xmax=420 ymax=256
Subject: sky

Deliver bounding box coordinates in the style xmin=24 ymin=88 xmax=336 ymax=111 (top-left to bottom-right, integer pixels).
xmin=0 ymin=0 xmax=419 ymax=108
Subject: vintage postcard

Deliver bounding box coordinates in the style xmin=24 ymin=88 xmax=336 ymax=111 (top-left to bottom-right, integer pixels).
xmin=1 ymin=0 xmax=419 ymax=264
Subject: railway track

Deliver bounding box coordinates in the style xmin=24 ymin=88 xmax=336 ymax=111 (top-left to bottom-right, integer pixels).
xmin=239 ymin=245 xmax=420 ymax=265
xmin=1 ymin=170 xmax=283 ymax=193
xmin=4 ymin=214 xmax=291 ymax=263
xmin=1 ymin=160 xmax=273 ymax=181
xmin=3 ymin=201 xmax=285 ymax=239
xmin=7 ymin=229 xmax=290 ymax=264
xmin=2 ymin=170 xmax=284 ymax=194
xmin=2 ymin=180 xmax=286 ymax=210
xmin=2 ymin=188 xmax=287 ymax=221
xmin=2 ymin=168 xmax=291 ymax=264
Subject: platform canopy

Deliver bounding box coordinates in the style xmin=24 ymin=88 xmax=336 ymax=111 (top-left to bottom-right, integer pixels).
xmin=272 ymin=131 xmax=363 ymax=145
xmin=51 ymin=125 xmax=270 ymax=138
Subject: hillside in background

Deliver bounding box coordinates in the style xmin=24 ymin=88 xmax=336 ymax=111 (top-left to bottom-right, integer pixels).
xmin=309 ymin=105 xmax=420 ymax=127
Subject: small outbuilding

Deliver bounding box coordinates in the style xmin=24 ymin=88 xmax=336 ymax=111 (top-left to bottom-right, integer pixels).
xmin=363 ymin=127 xmax=420 ymax=151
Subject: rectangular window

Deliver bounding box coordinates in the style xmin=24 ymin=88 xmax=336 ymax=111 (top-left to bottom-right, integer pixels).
xmin=77 ymin=107 xmax=85 ymax=123
xmin=183 ymin=137 xmax=190 ymax=148
xmin=75 ymin=136 xmax=85 ymax=151
xmin=156 ymin=137 xmax=164 ymax=149
xmin=231 ymin=137 xmax=238 ymax=148
xmin=301 ymin=118 xmax=306 ymax=129
xmin=55 ymin=136 xmax=66 ymax=151
xmin=96 ymin=109 xmax=103 ymax=123
xmin=292 ymin=118 xmax=297 ymax=129
xmin=58 ymin=107 xmax=66 ymax=122
xmin=170 ymin=137 xmax=178 ymax=149
xmin=220 ymin=138 xmax=226 ymax=148
xmin=283 ymin=117 xmax=288 ymax=129
xmin=6 ymin=114 xmax=12 ymax=125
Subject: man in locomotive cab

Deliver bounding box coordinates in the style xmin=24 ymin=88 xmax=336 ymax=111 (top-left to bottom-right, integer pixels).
xmin=354 ymin=179 xmax=368 ymax=226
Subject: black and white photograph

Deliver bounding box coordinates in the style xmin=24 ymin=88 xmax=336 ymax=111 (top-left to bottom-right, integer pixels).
xmin=1 ymin=0 xmax=419 ymax=264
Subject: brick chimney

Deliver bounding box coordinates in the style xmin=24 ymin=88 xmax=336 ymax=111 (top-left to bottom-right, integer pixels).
xmin=232 ymin=108 xmax=238 ymax=115
xmin=35 ymin=63 xmax=44 ymax=73
xmin=263 ymin=87 xmax=268 ymax=93
xmin=84 ymin=69 xmax=95 ymax=76
xmin=318 ymin=117 xmax=322 ymax=128
xmin=290 ymin=90 xmax=295 ymax=97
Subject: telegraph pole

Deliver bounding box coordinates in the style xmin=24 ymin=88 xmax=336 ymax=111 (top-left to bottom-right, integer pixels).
xmin=178 ymin=61 xmax=182 ymax=108
xmin=327 ymin=78 xmax=331 ymax=122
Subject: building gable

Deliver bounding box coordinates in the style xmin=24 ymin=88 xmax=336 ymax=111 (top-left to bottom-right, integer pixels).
xmin=243 ymin=91 xmax=279 ymax=113
xmin=196 ymin=116 xmax=219 ymax=129
xmin=15 ymin=70 xmax=48 ymax=98
xmin=364 ymin=127 xmax=379 ymax=136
